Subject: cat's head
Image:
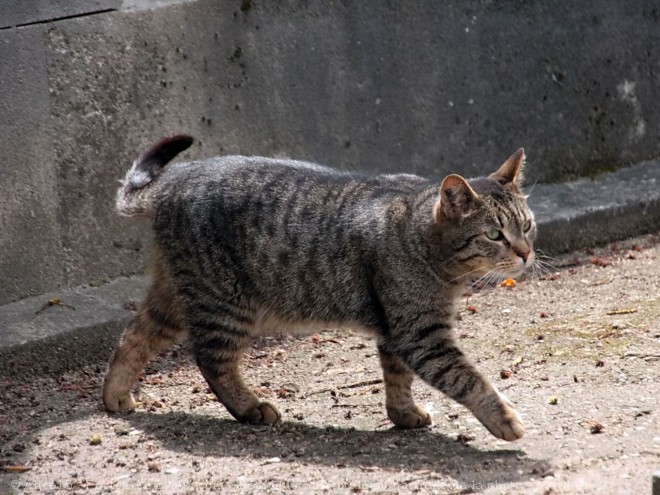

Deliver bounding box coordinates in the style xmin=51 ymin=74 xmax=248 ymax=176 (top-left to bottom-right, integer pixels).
xmin=433 ymin=149 xmax=537 ymax=282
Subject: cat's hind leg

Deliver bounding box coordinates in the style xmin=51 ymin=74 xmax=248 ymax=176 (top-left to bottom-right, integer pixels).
xmin=103 ymin=259 xmax=187 ymax=412
xmin=378 ymin=346 xmax=432 ymax=428
xmin=186 ymin=301 xmax=281 ymax=425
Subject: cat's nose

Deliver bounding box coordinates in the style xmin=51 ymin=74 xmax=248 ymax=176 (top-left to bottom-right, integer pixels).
xmin=515 ymin=247 xmax=531 ymax=263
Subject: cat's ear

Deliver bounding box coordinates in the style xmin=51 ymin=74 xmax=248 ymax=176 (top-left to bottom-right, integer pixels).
xmin=489 ymin=148 xmax=525 ymax=188
xmin=434 ymin=174 xmax=479 ymax=224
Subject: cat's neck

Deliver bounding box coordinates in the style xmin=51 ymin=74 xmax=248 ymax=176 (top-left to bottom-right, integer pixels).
xmin=404 ymin=187 xmax=476 ymax=291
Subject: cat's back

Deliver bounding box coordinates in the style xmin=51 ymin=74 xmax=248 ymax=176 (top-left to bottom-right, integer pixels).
xmin=164 ymin=155 xmax=350 ymax=191
xmin=158 ymin=154 xmax=429 ymax=211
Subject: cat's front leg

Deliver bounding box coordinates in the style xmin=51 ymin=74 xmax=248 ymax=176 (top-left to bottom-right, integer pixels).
xmin=393 ymin=331 xmax=525 ymax=441
xmin=378 ymin=346 xmax=432 ymax=428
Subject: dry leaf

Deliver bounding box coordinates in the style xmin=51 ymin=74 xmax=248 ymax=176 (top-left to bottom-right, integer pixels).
xmin=589 ymin=422 xmax=605 ymax=434
xmin=3 ymin=465 xmax=31 ymax=473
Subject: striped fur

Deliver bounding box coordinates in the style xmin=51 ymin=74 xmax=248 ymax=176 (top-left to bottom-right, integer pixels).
xmin=104 ymin=138 xmax=535 ymax=441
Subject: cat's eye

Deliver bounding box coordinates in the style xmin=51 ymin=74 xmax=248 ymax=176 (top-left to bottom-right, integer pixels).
xmin=486 ymin=228 xmax=503 ymax=241
xmin=522 ymin=220 xmax=532 ymax=233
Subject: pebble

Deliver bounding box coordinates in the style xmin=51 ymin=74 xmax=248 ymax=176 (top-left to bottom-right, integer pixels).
xmin=652 ymin=472 xmax=660 ymax=495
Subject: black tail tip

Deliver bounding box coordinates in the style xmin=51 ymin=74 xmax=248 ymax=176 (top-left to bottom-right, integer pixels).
xmin=136 ymin=134 xmax=195 ymax=169
xmin=165 ymin=134 xmax=195 ymax=149
xmin=151 ymin=134 xmax=194 ymax=157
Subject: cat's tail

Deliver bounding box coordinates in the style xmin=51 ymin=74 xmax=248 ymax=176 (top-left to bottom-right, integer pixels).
xmin=116 ymin=135 xmax=194 ymax=217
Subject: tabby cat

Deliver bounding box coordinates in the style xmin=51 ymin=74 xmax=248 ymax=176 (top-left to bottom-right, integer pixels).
xmin=103 ymin=136 xmax=536 ymax=441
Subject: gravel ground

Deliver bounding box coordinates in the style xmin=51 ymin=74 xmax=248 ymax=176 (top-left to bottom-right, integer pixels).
xmin=1 ymin=234 xmax=659 ymax=495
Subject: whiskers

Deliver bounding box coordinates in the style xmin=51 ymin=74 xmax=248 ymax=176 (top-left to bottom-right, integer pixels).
xmin=448 ymin=249 xmax=560 ymax=290
xmin=455 ymin=251 xmax=560 ymax=291
xmin=451 ymin=264 xmax=508 ymax=291
xmin=524 ymin=177 xmax=540 ymax=198
xmin=530 ymin=250 xmax=559 ymax=280
xmin=469 ymin=267 xmax=508 ymax=291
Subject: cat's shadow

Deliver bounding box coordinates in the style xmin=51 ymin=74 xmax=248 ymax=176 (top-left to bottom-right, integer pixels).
xmin=125 ymin=411 xmax=550 ymax=487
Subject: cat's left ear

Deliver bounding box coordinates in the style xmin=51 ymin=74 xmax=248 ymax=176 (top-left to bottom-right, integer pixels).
xmin=489 ymin=148 xmax=525 ymax=188
xmin=434 ymin=174 xmax=479 ymax=224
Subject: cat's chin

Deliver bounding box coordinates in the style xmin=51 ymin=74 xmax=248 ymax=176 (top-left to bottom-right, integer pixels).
xmin=503 ymin=267 xmax=526 ymax=279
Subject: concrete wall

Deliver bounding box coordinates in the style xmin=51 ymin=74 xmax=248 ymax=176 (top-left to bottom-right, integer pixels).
xmin=1 ymin=0 xmax=659 ymax=304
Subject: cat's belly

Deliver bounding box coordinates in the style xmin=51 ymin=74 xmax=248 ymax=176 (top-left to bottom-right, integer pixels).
xmin=252 ymin=306 xmax=372 ymax=337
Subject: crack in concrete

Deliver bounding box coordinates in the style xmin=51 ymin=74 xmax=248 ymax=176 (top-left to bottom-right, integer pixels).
xmin=0 ymin=8 xmax=117 ymax=31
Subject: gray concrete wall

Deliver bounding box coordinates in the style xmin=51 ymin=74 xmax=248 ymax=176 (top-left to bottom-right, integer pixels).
xmin=1 ymin=0 xmax=659 ymax=304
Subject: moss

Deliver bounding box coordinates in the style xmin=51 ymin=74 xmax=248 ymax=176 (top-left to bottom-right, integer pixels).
xmin=521 ymin=317 xmax=631 ymax=361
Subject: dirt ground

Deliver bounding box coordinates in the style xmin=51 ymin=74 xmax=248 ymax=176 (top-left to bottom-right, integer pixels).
xmin=1 ymin=234 xmax=659 ymax=495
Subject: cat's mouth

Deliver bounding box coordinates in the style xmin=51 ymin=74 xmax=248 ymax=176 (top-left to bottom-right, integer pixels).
xmin=495 ymin=256 xmax=533 ymax=279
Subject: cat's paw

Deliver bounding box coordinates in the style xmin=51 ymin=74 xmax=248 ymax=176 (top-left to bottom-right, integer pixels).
xmin=103 ymin=390 xmax=137 ymax=413
xmin=480 ymin=403 xmax=525 ymax=441
xmin=387 ymin=404 xmax=433 ymax=429
xmin=240 ymin=401 xmax=282 ymax=425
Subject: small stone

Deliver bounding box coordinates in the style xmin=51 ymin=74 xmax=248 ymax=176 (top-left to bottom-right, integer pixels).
xmin=652 ymin=471 xmax=660 ymax=495
xmin=456 ymin=433 xmax=475 ymax=444
xmin=148 ymin=462 xmax=161 ymax=473
xmin=281 ymin=383 xmax=300 ymax=393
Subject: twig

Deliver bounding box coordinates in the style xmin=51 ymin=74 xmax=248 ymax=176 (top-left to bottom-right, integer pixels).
xmin=35 ymin=298 xmax=76 ymax=315
xmin=304 ymin=378 xmax=383 ymax=398
xmin=338 ymin=378 xmax=382 ymax=390
xmin=331 ymin=403 xmax=376 ymax=408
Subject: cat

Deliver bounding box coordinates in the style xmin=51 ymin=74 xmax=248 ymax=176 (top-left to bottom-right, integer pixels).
xmin=103 ymin=135 xmax=536 ymax=441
